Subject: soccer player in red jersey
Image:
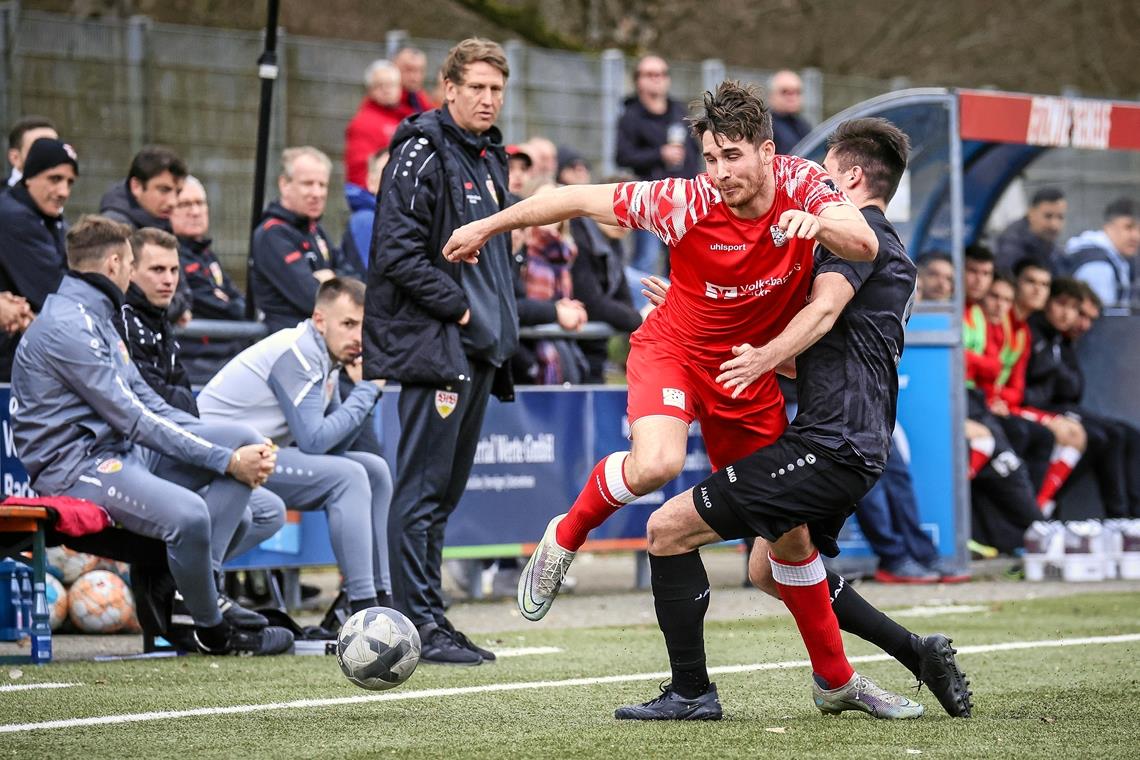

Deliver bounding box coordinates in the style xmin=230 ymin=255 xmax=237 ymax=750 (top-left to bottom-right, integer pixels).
xmin=444 ymin=82 xmax=875 ymax=617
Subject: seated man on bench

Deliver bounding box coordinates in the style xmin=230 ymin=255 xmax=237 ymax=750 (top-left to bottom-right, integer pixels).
xmin=11 ymin=215 xmax=293 ymax=655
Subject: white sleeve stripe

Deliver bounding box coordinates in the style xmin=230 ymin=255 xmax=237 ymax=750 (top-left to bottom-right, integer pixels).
xmin=113 ymin=375 xmax=214 ymax=450
xmin=289 ymin=342 xmax=312 ymax=372
xmin=291 ymin=378 xmax=318 ymax=408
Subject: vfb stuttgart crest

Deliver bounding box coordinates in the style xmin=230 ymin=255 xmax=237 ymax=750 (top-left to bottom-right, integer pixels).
xmin=435 ymin=390 xmax=459 ymax=419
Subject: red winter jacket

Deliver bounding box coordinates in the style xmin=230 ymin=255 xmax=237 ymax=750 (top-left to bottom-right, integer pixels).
xmin=344 ymin=98 xmax=412 ymax=187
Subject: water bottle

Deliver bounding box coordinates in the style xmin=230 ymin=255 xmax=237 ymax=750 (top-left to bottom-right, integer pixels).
xmin=9 ymin=575 xmax=23 ymax=632
xmin=20 ymin=573 xmax=34 ymax=633
xmin=30 ymin=578 xmax=52 ymax=663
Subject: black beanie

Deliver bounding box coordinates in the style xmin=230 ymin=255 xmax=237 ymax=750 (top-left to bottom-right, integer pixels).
xmin=21 ymin=138 xmax=79 ymax=181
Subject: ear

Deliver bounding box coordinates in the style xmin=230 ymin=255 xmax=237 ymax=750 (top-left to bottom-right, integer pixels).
xmin=759 ymin=139 xmax=776 ymax=163
xmin=443 ymin=78 xmax=458 ymax=104
xmin=6 ymin=147 xmax=18 ymax=168
xmin=129 ymin=176 xmax=144 ymax=198
xmin=278 ymin=174 xmax=289 ymax=194
xmin=849 ymin=165 xmax=864 ymax=188
xmin=311 ymin=307 xmax=326 ymax=331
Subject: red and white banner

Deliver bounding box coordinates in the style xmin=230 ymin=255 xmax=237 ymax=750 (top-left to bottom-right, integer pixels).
xmin=959 ymin=90 xmax=1140 ymax=151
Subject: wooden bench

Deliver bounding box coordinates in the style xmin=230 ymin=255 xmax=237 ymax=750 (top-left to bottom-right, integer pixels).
xmin=0 ymin=505 xmax=52 ymax=663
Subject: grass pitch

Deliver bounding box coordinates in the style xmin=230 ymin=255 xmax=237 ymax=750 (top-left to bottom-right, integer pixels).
xmin=3 ymin=591 xmax=1139 ymax=759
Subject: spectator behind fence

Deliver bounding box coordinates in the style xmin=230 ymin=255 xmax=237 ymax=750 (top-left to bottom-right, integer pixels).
xmin=117 ymin=227 xmax=286 ymax=599
xmin=616 ymin=55 xmax=701 ymax=275
xmin=344 ymin=60 xmax=409 ymax=192
xmin=197 ymin=278 xmax=393 ymax=618
xmin=395 ymin=46 xmax=434 ymax=114
xmin=4 ymin=115 xmax=57 ymax=194
xmin=915 ymin=251 xmax=953 ymax=302
xmin=512 ymin=183 xmax=589 ymax=385
xmin=558 ymin=152 xmax=643 ymax=383
xmin=995 ymin=187 xmax=1066 ymax=275
xmin=11 ymin=215 xmax=291 ymax=655
xmin=364 ymin=37 xmax=517 ymax=666
xmin=1059 ymin=197 xmax=1140 ymax=309
xmin=170 ymin=176 xmax=250 ymax=383
xmin=522 ymin=136 xmax=557 ymax=182
xmin=250 ymin=146 xmax=363 ymax=332
xmin=768 ymin=69 xmax=812 ymax=155
xmin=506 ymin=144 xmax=533 ymax=196
xmin=343 ymin=149 xmax=390 ymax=272
xmin=1025 ymin=278 xmax=1140 ymax=518
xmin=0 ymin=137 xmax=77 ymax=379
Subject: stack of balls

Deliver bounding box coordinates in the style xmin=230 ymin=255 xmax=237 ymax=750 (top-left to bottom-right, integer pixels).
xmin=45 ymin=547 xmax=140 ymax=634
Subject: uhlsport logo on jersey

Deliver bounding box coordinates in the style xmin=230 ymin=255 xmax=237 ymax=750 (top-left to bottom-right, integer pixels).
xmin=709 ymin=242 xmax=747 ymax=252
xmin=435 ymin=390 xmax=459 ymax=419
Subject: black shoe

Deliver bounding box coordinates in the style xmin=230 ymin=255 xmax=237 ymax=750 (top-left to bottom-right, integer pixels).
xmin=440 ymin=617 xmax=495 ymax=661
xmin=913 ymin=634 xmax=973 ymax=717
xmin=195 ymin=624 xmax=294 ymax=656
xmin=418 ymin=625 xmax=483 ymax=666
xmin=614 ymin=681 xmax=722 ymax=720
xmin=218 ymin=593 xmax=269 ymax=630
xmin=319 ymin=591 xmax=351 ymax=633
xmin=375 ymin=590 xmax=394 ymax=609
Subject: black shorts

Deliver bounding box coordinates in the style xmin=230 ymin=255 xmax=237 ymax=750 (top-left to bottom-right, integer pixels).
xmin=693 ymin=429 xmax=880 ymax=557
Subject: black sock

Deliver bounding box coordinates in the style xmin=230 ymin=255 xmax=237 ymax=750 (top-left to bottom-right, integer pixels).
xmin=349 ymin=596 xmax=379 ymax=614
xmin=196 ymin=620 xmax=231 ymax=650
xmin=826 ymin=571 xmax=921 ymax=677
xmin=650 ymin=550 xmax=711 ymax=698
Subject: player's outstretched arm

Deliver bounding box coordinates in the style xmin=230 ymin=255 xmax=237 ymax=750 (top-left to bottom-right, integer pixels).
xmin=813 ymin=204 xmax=879 ymax=262
xmin=444 ymin=183 xmax=621 ymax=264
xmin=716 ymin=272 xmax=855 ymax=398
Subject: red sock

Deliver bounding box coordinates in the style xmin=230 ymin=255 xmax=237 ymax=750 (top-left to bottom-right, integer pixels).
xmin=967 ymin=435 xmax=995 ymax=479
xmin=555 ymin=452 xmax=639 ymax=551
xmin=1037 ymin=444 xmax=1080 ymax=507
xmin=770 ymin=551 xmax=854 ymax=689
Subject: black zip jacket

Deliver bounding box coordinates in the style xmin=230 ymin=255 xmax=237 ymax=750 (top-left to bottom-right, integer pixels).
xmin=1024 ymin=311 xmax=1083 ymax=410
xmin=116 ymin=282 xmax=198 ymax=415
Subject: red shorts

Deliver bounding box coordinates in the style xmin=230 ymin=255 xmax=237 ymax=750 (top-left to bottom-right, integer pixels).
xmin=626 ymin=333 xmax=788 ymax=470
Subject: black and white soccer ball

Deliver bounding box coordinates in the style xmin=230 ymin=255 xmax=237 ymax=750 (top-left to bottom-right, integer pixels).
xmin=336 ymin=607 xmax=421 ymax=691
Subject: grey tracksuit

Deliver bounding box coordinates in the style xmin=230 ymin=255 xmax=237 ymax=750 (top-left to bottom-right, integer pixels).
xmin=12 ymin=273 xmax=262 ymax=627
xmin=197 ymin=320 xmax=391 ymax=601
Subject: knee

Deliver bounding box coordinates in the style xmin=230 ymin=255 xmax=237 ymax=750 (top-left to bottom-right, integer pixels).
xmin=747 ymin=554 xmax=779 ymax=597
xmin=170 ymin=498 xmax=211 ymax=546
xmin=627 ymin=448 xmax=686 ymax=493
xmin=645 ymin=509 xmax=677 ymax=555
xmin=330 ymin=459 xmax=373 ymax=505
xmin=253 ymin=491 xmax=286 ymax=532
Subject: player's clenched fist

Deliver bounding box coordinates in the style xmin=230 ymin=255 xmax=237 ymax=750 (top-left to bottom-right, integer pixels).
xmin=778 ymin=209 xmax=821 ymax=240
xmin=227 ymin=443 xmax=278 ymax=487
xmin=443 ymin=222 xmax=488 ymax=264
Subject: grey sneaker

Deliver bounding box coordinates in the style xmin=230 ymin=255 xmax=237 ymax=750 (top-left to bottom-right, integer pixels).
xmin=812 ymin=672 xmax=925 ymax=719
xmin=517 ymin=514 xmax=576 ymax=621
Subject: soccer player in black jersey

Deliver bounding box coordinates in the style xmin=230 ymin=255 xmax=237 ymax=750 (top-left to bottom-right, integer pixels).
xmin=616 ymin=118 xmax=972 ymax=722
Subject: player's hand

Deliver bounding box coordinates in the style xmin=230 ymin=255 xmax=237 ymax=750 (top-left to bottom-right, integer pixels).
xmin=344 ymin=355 xmax=363 ymax=383
xmin=716 ymin=343 xmax=778 ymax=399
xmin=640 ymin=275 xmax=670 ymax=309
xmin=443 ymin=221 xmax=490 ymax=264
xmin=458 ymin=308 xmax=471 ymax=326
xmin=989 ymin=398 xmax=1010 ymax=417
xmin=778 ymin=209 xmax=821 ymax=240
xmin=227 ymin=443 xmax=278 ymax=487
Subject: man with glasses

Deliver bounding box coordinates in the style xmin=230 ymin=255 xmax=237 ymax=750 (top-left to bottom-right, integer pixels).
xmin=769 ymin=69 xmax=812 ymax=155
xmin=616 ymin=54 xmax=701 ymax=274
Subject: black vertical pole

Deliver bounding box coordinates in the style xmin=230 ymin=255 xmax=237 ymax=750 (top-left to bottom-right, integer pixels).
xmin=247 ymin=0 xmax=280 ymax=317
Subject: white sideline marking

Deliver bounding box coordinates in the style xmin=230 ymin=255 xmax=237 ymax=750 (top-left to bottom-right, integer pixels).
xmin=891 ymin=605 xmax=990 ymax=618
xmin=3 ymin=633 xmax=1139 ymax=734
xmin=494 ymin=646 xmax=563 ymax=658
xmin=0 ymin=682 xmax=79 ymax=694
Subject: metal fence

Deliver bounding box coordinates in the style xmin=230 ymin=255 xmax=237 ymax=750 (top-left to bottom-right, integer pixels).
xmin=2 ymin=4 xmax=1133 ymax=282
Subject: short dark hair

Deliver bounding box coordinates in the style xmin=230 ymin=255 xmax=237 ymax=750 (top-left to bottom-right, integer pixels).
xmin=1049 ymin=277 xmax=1084 ymax=302
xmin=1104 ymin=197 xmax=1138 ymax=222
xmin=129 ymin=227 xmax=179 ymax=262
xmin=442 ymin=38 xmax=509 ymax=85
xmin=66 ymin=215 xmax=132 ymax=270
xmin=825 ymin=117 xmax=910 ymax=202
xmin=917 ymin=251 xmax=952 ymax=270
xmin=991 ymin=271 xmax=1016 ymax=290
xmin=965 ymin=243 xmax=995 ymax=264
xmin=128 ymin=145 xmax=187 ymax=185
xmin=8 ymin=116 xmax=56 ymax=151
xmin=1078 ymin=282 xmax=1103 ymax=312
xmin=689 ymin=80 xmax=773 ymax=148
xmin=315 ymin=277 xmax=365 ymax=308
xmin=1030 ymin=187 xmax=1065 ymax=206
xmin=1013 ymin=257 xmax=1050 ymax=279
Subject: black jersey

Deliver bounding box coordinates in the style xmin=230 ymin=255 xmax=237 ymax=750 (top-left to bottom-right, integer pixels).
xmin=790 ymin=205 xmax=917 ymax=471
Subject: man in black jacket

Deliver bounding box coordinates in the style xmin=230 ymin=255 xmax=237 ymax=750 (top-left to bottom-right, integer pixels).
xmin=768 ymin=70 xmax=813 ymax=155
xmin=995 ymin=187 xmax=1066 ymax=275
xmin=1025 ymin=277 xmax=1140 ymax=517
xmin=249 ymin=146 xmax=363 ymax=331
xmin=171 ymin=176 xmax=249 ymax=382
xmin=364 ymin=38 xmax=518 ymax=666
xmin=0 ymin=137 xmax=77 ymax=379
xmin=616 ymin=55 xmax=701 ymax=274
xmin=4 ymin=115 xmax=57 ymax=194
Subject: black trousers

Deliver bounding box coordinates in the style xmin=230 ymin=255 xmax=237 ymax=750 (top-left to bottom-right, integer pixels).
xmin=388 ymin=362 xmax=496 ymax=628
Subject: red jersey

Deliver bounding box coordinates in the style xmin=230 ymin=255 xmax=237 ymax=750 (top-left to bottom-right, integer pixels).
xmin=613 ymin=154 xmax=852 ymax=364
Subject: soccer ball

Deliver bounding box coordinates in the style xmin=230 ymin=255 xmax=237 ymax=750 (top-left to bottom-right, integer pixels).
xmin=45 ymin=573 xmax=68 ymax=631
xmin=47 ymin=546 xmax=100 ymax=584
xmin=68 ymin=570 xmax=138 ymax=633
xmin=336 ymin=607 xmax=421 ymax=691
